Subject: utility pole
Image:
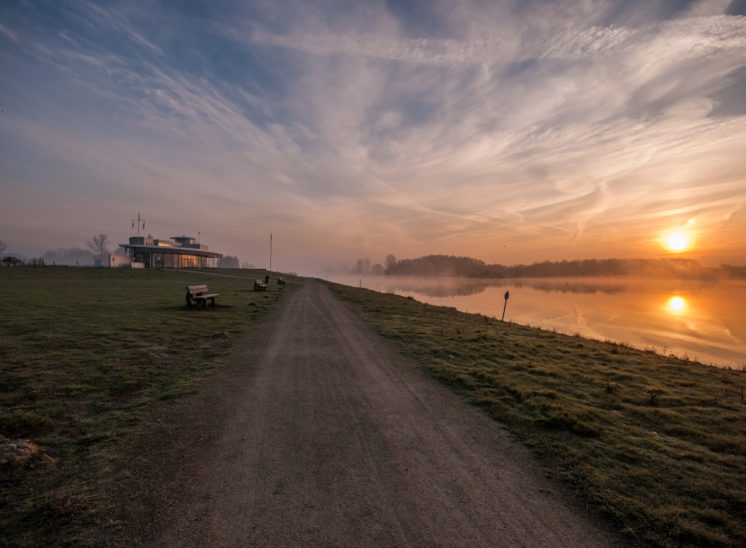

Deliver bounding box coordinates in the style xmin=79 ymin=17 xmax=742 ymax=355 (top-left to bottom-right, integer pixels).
xmin=269 ymin=233 xmax=272 ymax=273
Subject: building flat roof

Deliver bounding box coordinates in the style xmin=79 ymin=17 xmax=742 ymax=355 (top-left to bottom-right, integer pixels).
xmin=118 ymin=243 xmax=223 ymax=258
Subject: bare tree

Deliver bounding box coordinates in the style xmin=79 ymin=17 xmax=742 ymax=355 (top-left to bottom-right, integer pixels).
xmin=86 ymin=234 xmax=109 ymax=258
xmin=0 ymin=240 xmax=6 ymax=256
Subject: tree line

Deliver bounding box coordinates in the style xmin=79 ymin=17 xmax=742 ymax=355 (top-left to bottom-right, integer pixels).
xmin=350 ymin=254 xmax=746 ymax=279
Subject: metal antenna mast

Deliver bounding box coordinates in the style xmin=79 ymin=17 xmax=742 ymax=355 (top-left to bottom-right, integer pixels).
xmin=131 ymin=212 xmax=146 ymax=237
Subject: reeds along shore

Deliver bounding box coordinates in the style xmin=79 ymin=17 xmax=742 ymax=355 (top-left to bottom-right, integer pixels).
xmin=327 ymin=281 xmax=746 ymax=547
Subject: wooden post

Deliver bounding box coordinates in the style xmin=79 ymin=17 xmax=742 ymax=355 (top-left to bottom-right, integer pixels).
xmin=501 ymin=290 xmax=510 ymax=321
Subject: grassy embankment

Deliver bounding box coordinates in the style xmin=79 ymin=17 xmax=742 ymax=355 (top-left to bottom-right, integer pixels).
xmin=0 ymin=266 xmax=296 ymax=546
xmin=328 ymin=281 xmax=746 ymax=547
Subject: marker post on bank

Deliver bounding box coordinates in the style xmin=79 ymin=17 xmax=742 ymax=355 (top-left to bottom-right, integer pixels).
xmin=501 ymin=290 xmax=510 ymax=321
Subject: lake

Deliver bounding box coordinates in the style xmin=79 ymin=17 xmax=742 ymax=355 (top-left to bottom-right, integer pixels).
xmin=328 ymin=275 xmax=746 ymax=369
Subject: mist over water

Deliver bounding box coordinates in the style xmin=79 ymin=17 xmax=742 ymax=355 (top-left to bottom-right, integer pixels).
xmin=330 ymin=275 xmax=746 ymax=369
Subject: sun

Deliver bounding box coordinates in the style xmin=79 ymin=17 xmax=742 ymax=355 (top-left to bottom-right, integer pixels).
xmin=666 ymin=295 xmax=688 ymax=314
xmin=664 ymin=232 xmax=690 ymax=253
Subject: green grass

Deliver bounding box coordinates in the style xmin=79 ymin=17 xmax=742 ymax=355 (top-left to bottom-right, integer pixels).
xmin=328 ymin=282 xmax=746 ymax=547
xmin=0 ymin=266 xmax=297 ymax=546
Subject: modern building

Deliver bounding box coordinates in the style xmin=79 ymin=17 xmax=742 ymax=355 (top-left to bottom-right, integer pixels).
xmin=119 ymin=235 xmax=222 ymax=268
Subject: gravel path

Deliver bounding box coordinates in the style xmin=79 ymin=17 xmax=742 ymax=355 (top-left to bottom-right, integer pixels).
xmin=117 ymin=279 xmax=619 ymax=546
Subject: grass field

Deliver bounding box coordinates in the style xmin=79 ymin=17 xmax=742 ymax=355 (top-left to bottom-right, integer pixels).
xmin=328 ymin=281 xmax=746 ymax=547
xmin=0 ymin=266 xmax=296 ymax=546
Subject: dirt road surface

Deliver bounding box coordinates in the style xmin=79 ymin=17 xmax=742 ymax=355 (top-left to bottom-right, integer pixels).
xmin=117 ymin=280 xmax=619 ymax=546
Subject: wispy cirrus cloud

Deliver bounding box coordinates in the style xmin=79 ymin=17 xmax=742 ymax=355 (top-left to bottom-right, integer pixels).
xmin=0 ymin=21 xmax=19 ymax=41
xmin=1 ymin=0 xmax=745 ymax=269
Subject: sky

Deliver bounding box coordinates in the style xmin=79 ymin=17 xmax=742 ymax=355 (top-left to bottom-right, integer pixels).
xmin=1 ymin=0 xmax=745 ymax=274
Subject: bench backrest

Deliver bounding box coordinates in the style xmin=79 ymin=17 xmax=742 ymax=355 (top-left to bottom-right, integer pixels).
xmin=187 ymin=284 xmax=209 ymax=295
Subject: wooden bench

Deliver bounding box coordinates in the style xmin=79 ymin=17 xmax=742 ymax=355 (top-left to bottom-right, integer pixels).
xmin=253 ymin=279 xmax=267 ymax=291
xmin=186 ymin=284 xmax=219 ymax=307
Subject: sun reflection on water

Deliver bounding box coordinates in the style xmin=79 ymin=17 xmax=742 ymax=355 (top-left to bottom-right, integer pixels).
xmin=336 ymin=275 xmax=746 ymax=367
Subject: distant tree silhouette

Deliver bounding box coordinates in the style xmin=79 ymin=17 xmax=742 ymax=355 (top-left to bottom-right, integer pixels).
xmin=42 ymin=248 xmax=95 ymax=266
xmin=719 ymin=264 xmax=746 ymax=279
xmin=219 ymin=255 xmax=240 ymax=268
xmin=380 ymin=254 xmax=717 ymax=279
xmin=386 ymin=255 xmax=486 ymax=277
xmin=385 ymin=254 xmax=396 ymax=273
xmin=1 ymin=256 xmax=23 ymax=267
xmin=0 ymin=240 xmax=6 ymax=256
xmin=86 ymin=234 xmax=109 ymax=259
xmin=352 ymin=258 xmax=371 ymax=274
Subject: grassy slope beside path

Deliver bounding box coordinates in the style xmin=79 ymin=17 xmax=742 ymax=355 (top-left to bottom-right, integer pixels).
xmin=328 ymin=282 xmax=746 ymax=547
xmin=0 ymin=267 xmax=296 ymax=546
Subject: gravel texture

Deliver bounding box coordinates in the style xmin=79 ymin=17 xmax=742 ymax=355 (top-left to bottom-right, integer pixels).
xmin=113 ymin=279 xmax=620 ymax=546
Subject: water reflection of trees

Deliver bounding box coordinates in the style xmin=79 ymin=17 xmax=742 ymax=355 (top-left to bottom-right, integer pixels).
xmin=514 ymin=280 xmax=627 ymax=295
xmin=383 ymin=278 xmax=628 ymax=297
xmin=389 ymin=279 xmax=491 ymax=297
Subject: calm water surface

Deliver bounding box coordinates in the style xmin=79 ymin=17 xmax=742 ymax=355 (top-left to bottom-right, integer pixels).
xmin=330 ymin=275 xmax=746 ymax=368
